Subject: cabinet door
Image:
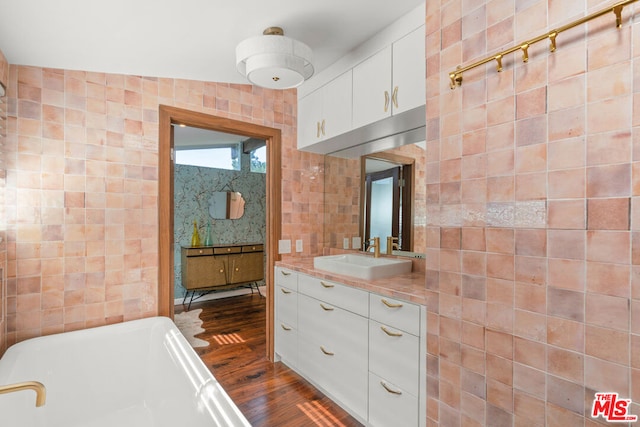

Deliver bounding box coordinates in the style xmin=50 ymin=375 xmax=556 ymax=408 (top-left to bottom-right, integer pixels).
xmin=183 ymin=255 xmax=227 ymax=290
xmin=391 ymin=25 xmax=425 ymax=115
xmin=352 ymin=45 xmax=392 ymax=129
xmin=368 ymin=372 xmax=418 ymax=427
xmin=297 ymin=88 xmax=323 ymax=149
xmin=228 ymin=252 xmax=264 ymax=284
xmin=322 ymin=70 xmax=352 ymax=139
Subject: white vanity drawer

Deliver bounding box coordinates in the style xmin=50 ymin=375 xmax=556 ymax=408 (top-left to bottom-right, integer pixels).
xmin=369 ymin=319 xmax=420 ymax=396
xmin=298 ymin=334 xmax=368 ymax=421
xmin=297 ymin=294 xmax=368 ymax=356
xmin=368 ymin=372 xmax=418 ymax=427
xmin=298 ymin=274 xmax=369 ymax=316
xmin=275 ymin=320 xmax=297 ymax=369
xmin=275 ymin=267 xmax=298 ymax=290
xmin=275 ymin=285 xmax=297 ymax=327
xmin=370 ymin=294 xmax=421 ymax=335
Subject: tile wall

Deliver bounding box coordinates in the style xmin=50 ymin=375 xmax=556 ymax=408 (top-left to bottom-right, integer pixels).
xmin=0 ymin=49 xmax=8 ymax=355
xmin=1 ymin=63 xmax=319 ymax=348
xmin=426 ymin=1 xmax=639 ymax=425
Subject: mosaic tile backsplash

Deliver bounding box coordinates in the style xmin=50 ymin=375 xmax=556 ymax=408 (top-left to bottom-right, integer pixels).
xmin=173 ymin=153 xmax=266 ymax=299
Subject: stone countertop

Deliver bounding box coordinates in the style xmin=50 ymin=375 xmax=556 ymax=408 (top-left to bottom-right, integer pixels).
xmin=275 ymin=257 xmax=427 ymax=306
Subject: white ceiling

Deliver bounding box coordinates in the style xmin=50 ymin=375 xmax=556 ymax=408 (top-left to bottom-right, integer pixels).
xmin=0 ymin=0 xmax=423 ymax=85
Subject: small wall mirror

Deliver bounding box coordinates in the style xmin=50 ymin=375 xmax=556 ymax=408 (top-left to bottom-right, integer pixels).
xmin=209 ymin=191 xmax=246 ymax=219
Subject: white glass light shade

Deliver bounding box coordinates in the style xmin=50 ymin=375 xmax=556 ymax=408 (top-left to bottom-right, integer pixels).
xmin=236 ymin=33 xmax=314 ymax=89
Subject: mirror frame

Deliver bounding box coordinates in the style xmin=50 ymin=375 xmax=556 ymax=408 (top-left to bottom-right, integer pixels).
xmin=158 ymin=105 xmax=281 ymax=361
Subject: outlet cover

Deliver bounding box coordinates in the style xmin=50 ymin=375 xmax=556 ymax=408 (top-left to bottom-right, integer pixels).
xmin=343 ymin=238 xmax=350 ymax=249
xmin=295 ymin=239 xmax=303 ymax=252
xmin=278 ymin=239 xmax=291 ymax=254
xmin=352 ymin=236 xmax=362 ymax=250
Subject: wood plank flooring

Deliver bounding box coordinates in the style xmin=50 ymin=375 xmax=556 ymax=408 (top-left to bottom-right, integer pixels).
xmin=176 ymin=293 xmax=363 ymax=427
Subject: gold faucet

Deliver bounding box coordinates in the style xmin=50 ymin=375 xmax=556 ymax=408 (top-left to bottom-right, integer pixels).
xmin=386 ymin=236 xmax=399 ymax=254
xmin=369 ymin=237 xmax=380 ymax=258
xmin=0 ymin=381 xmax=46 ymax=407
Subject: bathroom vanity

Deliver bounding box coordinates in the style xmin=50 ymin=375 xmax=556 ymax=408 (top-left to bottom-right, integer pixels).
xmin=274 ymin=261 xmax=426 ymax=427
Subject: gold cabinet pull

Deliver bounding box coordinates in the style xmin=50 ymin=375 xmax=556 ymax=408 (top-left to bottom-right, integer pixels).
xmin=281 ymin=270 xmax=291 ymax=276
xmin=235 ymin=267 xmax=239 ymax=272
xmin=380 ymin=381 xmax=402 ymax=395
xmin=281 ymin=323 xmax=292 ymax=331
xmin=381 ymin=298 xmax=403 ymax=309
xmin=320 ymin=303 xmax=334 ymax=311
xmin=381 ymin=325 xmax=403 ymax=337
xmin=392 ymin=86 xmax=399 ymax=108
xmin=384 ymin=90 xmax=390 ymax=112
xmin=219 ymin=269 xmax=224 ymax=273
xmin=321 ymin=119 xmax=326 ymax=136
xmin=280 ymin=288 xmax=292 ymax=294
xmin=320 ymin=281 xmax=334 ymax=288
xmin=320 ymin=346 xmax=334 ymax=356
xmin=316 ymin=121 xmax=321 ymax=138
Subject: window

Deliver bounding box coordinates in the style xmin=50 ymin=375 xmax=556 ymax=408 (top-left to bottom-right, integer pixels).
xmin=175 ymin=145 xmax=241 ymax=170
xmin=250 ymin=145 xmax=267 ymax=173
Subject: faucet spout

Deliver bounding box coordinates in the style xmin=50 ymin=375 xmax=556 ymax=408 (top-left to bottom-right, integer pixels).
xmin=0 ymin=381 xmax=46 ymax=407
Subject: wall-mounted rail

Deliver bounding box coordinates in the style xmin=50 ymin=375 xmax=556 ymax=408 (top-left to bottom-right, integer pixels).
xmin=449 ymin=0 xmax=639 ymax=89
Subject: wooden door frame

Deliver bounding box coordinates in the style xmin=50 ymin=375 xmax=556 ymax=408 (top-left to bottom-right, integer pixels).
xmin=158 ymin=105 xmax=281 ymax=361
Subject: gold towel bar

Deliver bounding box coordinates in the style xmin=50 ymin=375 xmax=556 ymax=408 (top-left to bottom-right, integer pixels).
xmin=449 ymin=0 xmax=638 ymax=89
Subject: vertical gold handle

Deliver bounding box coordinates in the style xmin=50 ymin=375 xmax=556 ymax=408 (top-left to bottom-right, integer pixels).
xmin=392 ymin=86 xmax=398 ymax=108
xmin=316 ymin=121 xmax=321 ymax=138
xmin=320 ymin=281 xmax=334 ymax=288
xmin=381 ymin=298 xmax=403 ymax=308
xmin=380 ymin=381 xmax=402 ymax=395
xmin=321 ymin=119 xmax=326 ymax=136
xmin=384 ymin=90 xmax=390 ymax=112
xmin=320 ymin=346 xmax=334 ymax=356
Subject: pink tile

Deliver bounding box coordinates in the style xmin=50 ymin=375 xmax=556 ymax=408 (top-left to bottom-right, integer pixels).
xmin=586 ymin=231 xmax=630 ymax=264
xmin=587 ymin=198 xmax=630 ymax=230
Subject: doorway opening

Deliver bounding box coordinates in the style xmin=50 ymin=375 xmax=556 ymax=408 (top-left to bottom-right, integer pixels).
xmin=158 ymin=105 xmax=281 ymax=360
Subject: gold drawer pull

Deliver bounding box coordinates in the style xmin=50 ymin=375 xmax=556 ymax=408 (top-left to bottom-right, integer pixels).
xmin=320 ymin=303 xmax=334 ymax=311
xmin=320 ymin=346 xmax=334 ymax=356
xmin=384 ymin=90 xmax=390 ymax=112
xmin=381 ymin=299 xmax=403 ymax=309
xmin=392 ymin=86 xmax=399 ymax=108
xmin=281 ymin=271 xmax=291 ymax=276
xmin=320 ymin=281 xmax=334 ymax=288
xmin=235 ymin=267 xmax=239 ymax=272
xmin=219 ymin=269 xmax=224 ymax=273
xmin=198 ymin=249 xmax=204 ymax=254
xmin=381 ymin=326 xmax=403 ymax=337
xmin=281 ymin=323 xmax=292 ymax=331
xmin=380 ymin=381 xmax=402 ymax=395
xmin=280 ymin=288 xmax=292 ymax=294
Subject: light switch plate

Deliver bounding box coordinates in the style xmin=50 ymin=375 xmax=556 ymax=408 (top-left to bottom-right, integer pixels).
xmin=295 ymin=239 xmax=303 ymax=252
xmin=278 ymin=239 xmax=291 ymax=254
xmin=352 ymin=236 xmax=362 ymax=250
xmin=343 ymin=238 xmax=350 ymax=249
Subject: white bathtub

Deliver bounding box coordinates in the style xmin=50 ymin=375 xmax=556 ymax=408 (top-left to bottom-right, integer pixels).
xmin=0 ymin=317 xmax=251 ymax=427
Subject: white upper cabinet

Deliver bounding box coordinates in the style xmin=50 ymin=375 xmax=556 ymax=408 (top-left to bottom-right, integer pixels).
xmin=297 ymin=71 xmax=352 ymax=150
xmin=353 ymin=24 xmax=425 ymax=129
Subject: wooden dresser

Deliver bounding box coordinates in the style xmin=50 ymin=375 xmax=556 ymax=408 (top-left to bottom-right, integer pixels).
xmin=180 ymin=243 xmax=264 ymax=302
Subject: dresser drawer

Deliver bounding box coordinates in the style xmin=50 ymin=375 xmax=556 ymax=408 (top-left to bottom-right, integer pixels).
xmin=298 ymin=274 xmax=368 ymax=316
xmin=275 ymin=267 xmax=298 ymax=290
xmin=184 ymin=247 xmax=213 ymax=256
xmin=370 ymin=294 xmax=421 ymax=335
xmin=368 ymin=372 xmax=419 ymax=427
xmin=369 ymin=319 xmax=420 ymax=396
xmin=242 ymin=244 xmax=263 ymax=252
xmin=275 ymin=285 xmax=297 ymax=327
xmin=214 ymin=246 xmax=242 ymax=254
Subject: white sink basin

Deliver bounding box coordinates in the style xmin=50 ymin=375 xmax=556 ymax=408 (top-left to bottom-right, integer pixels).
xmin=313 ymin=254 xmax=412 ymax=280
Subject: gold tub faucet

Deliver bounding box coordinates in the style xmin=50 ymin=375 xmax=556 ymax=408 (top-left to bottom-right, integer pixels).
xmin=0 ymin=381 xmax=46 ymax=407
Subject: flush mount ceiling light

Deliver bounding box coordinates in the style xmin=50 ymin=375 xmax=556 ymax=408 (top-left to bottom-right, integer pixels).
xmin=236 ymin=26 xmax=314 ymax=89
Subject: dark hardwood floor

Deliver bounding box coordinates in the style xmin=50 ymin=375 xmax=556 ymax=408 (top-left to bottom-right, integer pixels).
xmin=176 ymin=293 xmax=363 ymax=427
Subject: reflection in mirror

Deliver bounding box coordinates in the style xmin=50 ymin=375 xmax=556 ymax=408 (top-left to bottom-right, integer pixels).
xmin=209 ymin=191 xmax=246 ymax=219
xmin=324 ymin=141 xmax=426 ymax=258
